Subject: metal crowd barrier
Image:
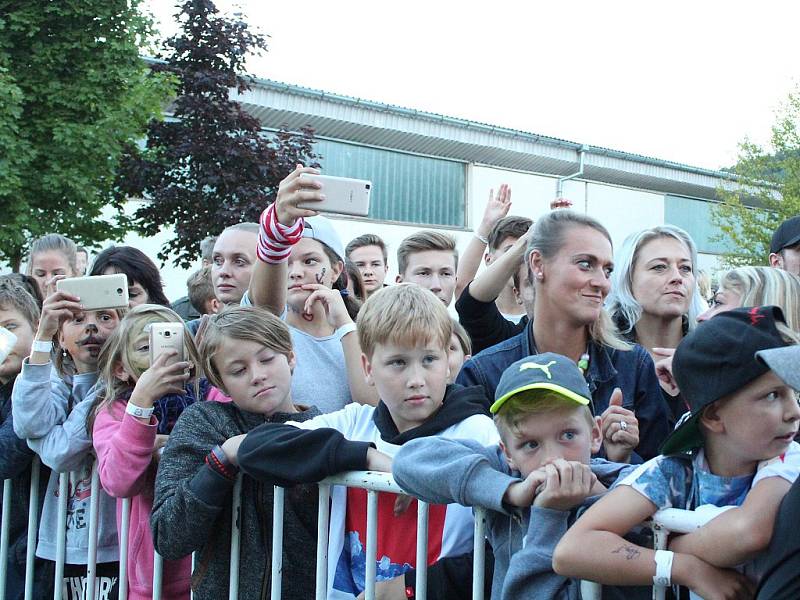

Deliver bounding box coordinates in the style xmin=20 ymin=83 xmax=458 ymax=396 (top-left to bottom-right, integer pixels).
xmin=1 ymin=459 xmax=711 ymax=600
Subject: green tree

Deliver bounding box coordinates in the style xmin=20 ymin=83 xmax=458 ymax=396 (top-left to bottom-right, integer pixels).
xmin=712 ymin=90 xmax=800 ymax=267
xmin=0 ymin=2 xmax=172 ymax=271
xmin=117 ymin=0 xmax=319 ymax=268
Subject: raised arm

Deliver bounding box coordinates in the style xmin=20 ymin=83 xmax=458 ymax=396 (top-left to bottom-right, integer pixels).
xmin=454 ymin=184 xmax=512 ymax=299
xmin=468 ymin=223 xmax=529 ymax=303
xmin=249 ymin=165 xmax=323 ymax=312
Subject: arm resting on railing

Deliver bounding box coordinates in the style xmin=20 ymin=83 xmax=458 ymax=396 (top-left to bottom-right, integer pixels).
xmin=667 ymin=476 xmax=791 ymax=567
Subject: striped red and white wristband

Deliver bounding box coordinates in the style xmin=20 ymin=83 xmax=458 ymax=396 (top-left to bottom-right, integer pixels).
xmin=257 ymin=204 xmax=304 ymax=264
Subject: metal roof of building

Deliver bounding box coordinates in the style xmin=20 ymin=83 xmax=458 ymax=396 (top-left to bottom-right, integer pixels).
xmin=231 ymin=76 xmax=739 ymax=201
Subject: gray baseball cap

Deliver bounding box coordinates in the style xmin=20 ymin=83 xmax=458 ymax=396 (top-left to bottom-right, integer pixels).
xmin=756 ymin=345 xmax=800 ymax=390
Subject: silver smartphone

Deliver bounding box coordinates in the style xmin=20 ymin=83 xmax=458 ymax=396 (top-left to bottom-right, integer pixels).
xmin=56 ymin=274 xmax=128 ymax=310
xmin=149 ymin=323 xmax=185 ymax=365
xmin=0 ymin=326 xmax=17 ymax=365
xmin=299 ymin=174 xmax=372 ymax=217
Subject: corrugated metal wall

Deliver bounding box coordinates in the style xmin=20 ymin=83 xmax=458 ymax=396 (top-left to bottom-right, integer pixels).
xmin=664 ymin=195 xmax=733 ymax=254
xmin=314 ymin=138 xmax=466 ymax=227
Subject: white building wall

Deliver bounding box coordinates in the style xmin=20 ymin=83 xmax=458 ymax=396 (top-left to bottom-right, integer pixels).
xmin=12 ymin=163 xmax=716 ymax=303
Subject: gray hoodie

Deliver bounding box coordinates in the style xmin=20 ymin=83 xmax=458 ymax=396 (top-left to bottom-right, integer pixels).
xmin=11 ymin=360 xmax=118 ymax=563
xmin=393 ymin=437 xmax=637 ymax=600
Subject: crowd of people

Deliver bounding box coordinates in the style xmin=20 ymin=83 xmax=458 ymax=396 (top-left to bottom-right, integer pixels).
xmin=1 ymin=163 xmax=799 ymax=600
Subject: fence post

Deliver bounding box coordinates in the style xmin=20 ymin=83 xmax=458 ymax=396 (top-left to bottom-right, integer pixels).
xmin=472 ymin=506 xmax=486 ymax=600
xmin=152 ymin=552 xmax=164 ymax=600
xmin=315 ymin=484 xmax=331 ymax=600
xmin=364 ymin=490 xmax=379 ymax=600
xmin=51 ymin=471 xmax=68 ymax=600
xmin=228 ymin=474 xmax=243 ymax=600
xmin=415 ymin=500 xmax=429 ymax=600
xmin=271 ymin=486 xmax=285 ymax=600
xmin=85 ymin=463 xmax=101 ymax=600
xmin=118 ymin=498 xmax=130 ymax=600
xmin=0 ymin=479 xmax=11 ymax=597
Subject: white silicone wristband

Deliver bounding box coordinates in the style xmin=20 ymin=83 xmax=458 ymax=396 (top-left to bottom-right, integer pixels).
xmin=653 ymin=549 xmax=674 ymax=587
xmin=31 ymin=340 xmax=53 ymax=354
xmin=125 ymin=402 xmax=154 ymax=419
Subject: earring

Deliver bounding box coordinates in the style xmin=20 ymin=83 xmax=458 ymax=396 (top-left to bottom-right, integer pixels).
xmin=536 ymin=272 xmax=544 ymax=280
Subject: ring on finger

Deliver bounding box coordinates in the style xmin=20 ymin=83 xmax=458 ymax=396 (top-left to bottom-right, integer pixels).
xmin=619 ymin=420 xmax=628 ymax=432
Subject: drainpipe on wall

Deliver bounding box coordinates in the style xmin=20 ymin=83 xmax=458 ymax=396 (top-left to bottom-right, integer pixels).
xmin=555 ymin=145 xmax=588 ymax=208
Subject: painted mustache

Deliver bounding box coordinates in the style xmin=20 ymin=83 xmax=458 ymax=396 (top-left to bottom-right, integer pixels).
xmin=77 ymin=335 xmax=105 ymax=347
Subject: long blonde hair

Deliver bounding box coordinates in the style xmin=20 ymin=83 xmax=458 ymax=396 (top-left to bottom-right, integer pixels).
xmin=87 ymin=304 xmax=201 ymax=432
xmin=719 ymin=267 xmax=800 ymax=332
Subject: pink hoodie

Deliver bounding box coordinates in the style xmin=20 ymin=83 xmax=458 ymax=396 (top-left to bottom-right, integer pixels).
xmin=93 ymin=400 xmax=191 ymax=600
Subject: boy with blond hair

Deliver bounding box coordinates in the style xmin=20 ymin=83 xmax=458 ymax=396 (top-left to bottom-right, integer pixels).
xmin=232 ymin=284 xmax=498 ymax=599
xmin=394 ymin=353 xmax=638 ymax=599
xmin=554 ymin=306 xmax=800 ymax=599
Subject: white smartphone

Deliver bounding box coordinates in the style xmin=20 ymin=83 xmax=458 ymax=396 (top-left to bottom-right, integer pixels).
xmin=149 ymin=323 xmax=185 ymax=365
xmin=56 ymin=274 xmax=129 ymax=310
xmin=299 ymin=174 xmax=371 ymax=217
xmin=0 ymin=326 xmax=17 ymax=365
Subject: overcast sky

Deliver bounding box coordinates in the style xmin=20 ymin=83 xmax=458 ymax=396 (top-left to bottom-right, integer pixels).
xmin=145 ymin=1 xmax=798 ymax=171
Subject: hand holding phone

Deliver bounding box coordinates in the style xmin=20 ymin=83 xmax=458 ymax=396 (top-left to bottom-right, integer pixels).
xmin=149 ymin=323 xmax=185 ymax=366
xmin=298 ymin=174 xmax=371 ymax=217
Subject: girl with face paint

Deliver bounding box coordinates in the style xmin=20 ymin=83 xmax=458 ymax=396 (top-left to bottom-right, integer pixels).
xmin=11 ymin=283 xmax=126 ymax=597
xmin=248 ymin=165 xmax=378 ymax=411
xmin=87 ymin=304 xmax=209 ymax=600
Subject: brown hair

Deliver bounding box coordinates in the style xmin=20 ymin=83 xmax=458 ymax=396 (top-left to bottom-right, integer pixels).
xmin=451 ymin=319 xmax=472 ymax=356
xmin=199 ymin=306 xmax=293 ymax=394
xmin=358 ymin=284 xmax=452 ymax=359
xmin=488 ymin=216 xmax=532 ymax=252
xmin=187 ymin=266 xmax=216 ymax=315
xmin=397 ymin=231 xmax=458 ymax=276
xmin=0 ymin=279 xmax=41 ymax=327
xmin=346 ymin=233 xmax=388 ymax=264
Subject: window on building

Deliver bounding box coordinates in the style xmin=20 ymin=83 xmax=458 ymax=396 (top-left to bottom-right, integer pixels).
xmin=313 ymin=138 xmax=466 ymax=227
xmin=664 ymin=195 xmax=735 ymax=254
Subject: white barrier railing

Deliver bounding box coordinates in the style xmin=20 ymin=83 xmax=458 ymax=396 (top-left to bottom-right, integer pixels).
xmin=2 ymin=459 xmax=713 ymax=600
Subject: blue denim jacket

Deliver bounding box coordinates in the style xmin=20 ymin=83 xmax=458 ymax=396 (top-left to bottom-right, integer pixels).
xmin=456 ymin=321 xmax=670 ymax=461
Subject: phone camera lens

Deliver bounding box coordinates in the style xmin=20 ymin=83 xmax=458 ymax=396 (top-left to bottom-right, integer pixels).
xmin=164 ymin=331 xmax=171 ymax=337
xmin=365 ymin=184 xmax=371 ymax=190
xmin=116 ymin=288 xmax=123 ymax=294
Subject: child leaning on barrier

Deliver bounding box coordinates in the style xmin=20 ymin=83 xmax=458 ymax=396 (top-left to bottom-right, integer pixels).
xmin=0 ymin=280 xmax=54 ymax=600
xmin=12 ymin=280 xmax=124 ymax=598
xmin=393 ymin=353 xmax=641 ymax=600
xmin=553 ymin=306 xmax=800 ymax=599
xmin=89 ymin=305 xmax=210 ymax=600
xmin=230 ymin=284 xmax=499 ymax=599
xmin=150 ymin=306 xmax=322 ymax=600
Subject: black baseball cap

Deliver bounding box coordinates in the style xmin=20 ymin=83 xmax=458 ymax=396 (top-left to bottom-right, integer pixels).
xmin=770 ymin=216 xmax=800 ymax=254
xmin=661 ymin=306 xmax=792 ymax=455
xmin=491 ymin=353 xmax=591 ymax=414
